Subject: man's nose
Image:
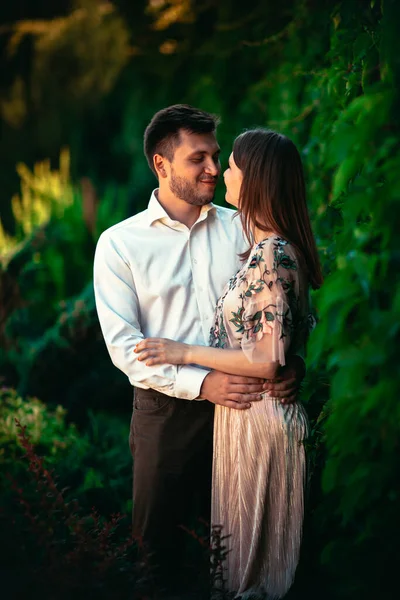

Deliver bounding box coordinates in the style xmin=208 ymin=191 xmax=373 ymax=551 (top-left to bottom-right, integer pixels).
xmin=204 ymin=160 xmax=219 ymax=176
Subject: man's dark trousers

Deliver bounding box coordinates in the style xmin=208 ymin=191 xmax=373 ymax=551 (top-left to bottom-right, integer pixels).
xmin=130 ymin=387 xmax=214 ymax=588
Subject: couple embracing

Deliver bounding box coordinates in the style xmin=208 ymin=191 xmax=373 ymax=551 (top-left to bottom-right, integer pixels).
xmin=94 ymin=105 xmax=323 ymax=599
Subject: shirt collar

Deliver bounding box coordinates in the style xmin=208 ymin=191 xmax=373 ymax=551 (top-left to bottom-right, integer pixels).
xmin=147 ymin=189 xmax=216 ymax=227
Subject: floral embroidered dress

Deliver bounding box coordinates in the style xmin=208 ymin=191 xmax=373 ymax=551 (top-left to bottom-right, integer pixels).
xmin=210 ymin=236 xmax=310 ymax=599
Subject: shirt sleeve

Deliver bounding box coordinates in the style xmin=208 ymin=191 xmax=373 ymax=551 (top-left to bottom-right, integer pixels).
xmin=239 ymin=239 xmax=299 ymax=366
xmin=93 ymin=231 xmax=208 ymax=400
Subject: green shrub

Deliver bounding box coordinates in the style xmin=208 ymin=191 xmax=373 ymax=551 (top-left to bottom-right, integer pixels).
xmin=1 ymin=418 xmax=142 ymax=600
xmin=0 ymin=388 xmax=132 ymax=514
xmin=0 ymin=387 xmax=88 ymax=474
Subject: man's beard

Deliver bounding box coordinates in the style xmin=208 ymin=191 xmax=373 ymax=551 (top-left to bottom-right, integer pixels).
xmin=169 ymin=168 xmax=217 ymax=206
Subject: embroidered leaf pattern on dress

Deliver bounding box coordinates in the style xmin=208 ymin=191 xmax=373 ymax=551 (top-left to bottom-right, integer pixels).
xmin=229 ymin=306 xmax=245 ymax=334
xmin=248 ymin=252 xmax=265 ymax=269
xmin=243 ymin=304 xmax=293 ymax=343
xmin=244 ymin=280 xmax=264 ymax=297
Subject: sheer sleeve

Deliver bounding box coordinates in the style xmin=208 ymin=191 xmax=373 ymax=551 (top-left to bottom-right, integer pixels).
xmin=239 ymin=238 xmax=299 ymax=366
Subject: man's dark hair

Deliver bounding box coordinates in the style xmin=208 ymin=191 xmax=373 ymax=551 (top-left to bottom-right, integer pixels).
xmin=143 ymin=104 xmax=220 ymax=176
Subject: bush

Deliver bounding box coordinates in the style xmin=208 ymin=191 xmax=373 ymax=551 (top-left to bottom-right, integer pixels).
xmin=1 ymin=418 xmax=143 ymax=600
xmin=0 ymin=387 xmax=132 ymax=516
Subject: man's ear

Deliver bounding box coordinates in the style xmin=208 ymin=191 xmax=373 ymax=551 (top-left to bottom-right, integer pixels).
xmin=154 ymin=154 xmax=168 ymax=178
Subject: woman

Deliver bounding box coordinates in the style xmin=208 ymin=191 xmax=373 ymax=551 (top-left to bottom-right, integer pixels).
xmin=135 ymin=129 xmax=323 ymax=598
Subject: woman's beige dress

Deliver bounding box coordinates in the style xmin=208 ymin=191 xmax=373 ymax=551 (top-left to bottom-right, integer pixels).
xmin=209 ymin=236 xmax=310 ymax=599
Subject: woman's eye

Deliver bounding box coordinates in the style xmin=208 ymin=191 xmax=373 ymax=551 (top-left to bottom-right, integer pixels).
xmin=191 ymin=158 xmax=202 ymax=163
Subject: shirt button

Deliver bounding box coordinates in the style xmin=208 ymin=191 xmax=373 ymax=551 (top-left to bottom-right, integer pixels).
xmin=193 ymin=259 xmax=198 ymax=264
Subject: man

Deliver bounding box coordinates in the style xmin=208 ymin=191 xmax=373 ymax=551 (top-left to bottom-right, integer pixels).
xmin=93 ymin=105 xmax=303 ymax=592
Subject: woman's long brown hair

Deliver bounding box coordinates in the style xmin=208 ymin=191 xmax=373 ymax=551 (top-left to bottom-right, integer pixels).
xmin=233 ymin=129 xmax=323 ymax=290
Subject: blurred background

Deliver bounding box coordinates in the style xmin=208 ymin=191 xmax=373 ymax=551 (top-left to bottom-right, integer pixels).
xmin=0 ymin=0 xmax=399 ymax=598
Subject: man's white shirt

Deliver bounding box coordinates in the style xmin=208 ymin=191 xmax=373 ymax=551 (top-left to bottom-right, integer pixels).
xmin=93 ymin=190 xmax=247 ymax=400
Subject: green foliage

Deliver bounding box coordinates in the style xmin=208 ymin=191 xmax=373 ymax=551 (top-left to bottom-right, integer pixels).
xmin=302 ymin=3 xmax=400 ymax=598
xmin=0 ymin=390 xmax=133 ymax=595
xmin=0 ymin=387 xmax=84 ymax=468
xmin=2 ymin=0 xmax=130 ymax=116
xmin=0 ymin=417 xmax=141 ymax=600
xmin=0 ymin=388 xmax=132 ymax=514
xmin=1 ymin=279 xmax=131 ymax=419
xmin=0 ymin=149 xmax=73 ymax=261
xmin=0 ymin=152 xmax=130 ymax=400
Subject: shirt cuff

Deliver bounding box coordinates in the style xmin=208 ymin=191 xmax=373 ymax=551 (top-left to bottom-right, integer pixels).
xmin=174 ymin=365 xmax=210 ymax=400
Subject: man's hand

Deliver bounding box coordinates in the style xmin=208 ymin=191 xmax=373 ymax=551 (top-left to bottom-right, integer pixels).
xmin=263 ymin=355 xmax=306 ymax=405
xmin=199 ymin=371 xmax=264 ymax=410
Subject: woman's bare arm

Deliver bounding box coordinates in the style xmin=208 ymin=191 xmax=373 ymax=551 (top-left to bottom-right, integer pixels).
xmin=188 ymin=345 xmax=279 ymax=378
xmin=134 ymin=337 xmax=280 ymax=379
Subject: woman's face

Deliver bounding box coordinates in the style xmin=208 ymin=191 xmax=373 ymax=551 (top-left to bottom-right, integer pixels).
xmin=223 ymin=152 xmax=243 ymax=208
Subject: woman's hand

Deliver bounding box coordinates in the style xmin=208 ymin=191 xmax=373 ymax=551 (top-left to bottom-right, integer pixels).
xmin=134 ymin=338 xmax=191 ymax=366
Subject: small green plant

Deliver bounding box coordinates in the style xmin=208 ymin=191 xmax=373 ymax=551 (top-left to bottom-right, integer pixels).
xmin=0 ymin=387 xmax=88 ymax=471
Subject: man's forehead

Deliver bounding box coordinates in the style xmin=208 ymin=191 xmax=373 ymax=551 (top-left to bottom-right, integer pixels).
xmin=177 ymin=130 xmax=220 ymax=153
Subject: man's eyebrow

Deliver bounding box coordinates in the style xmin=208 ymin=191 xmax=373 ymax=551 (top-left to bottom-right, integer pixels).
xmin=187 ymin=148 xmax=221 ymax=157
